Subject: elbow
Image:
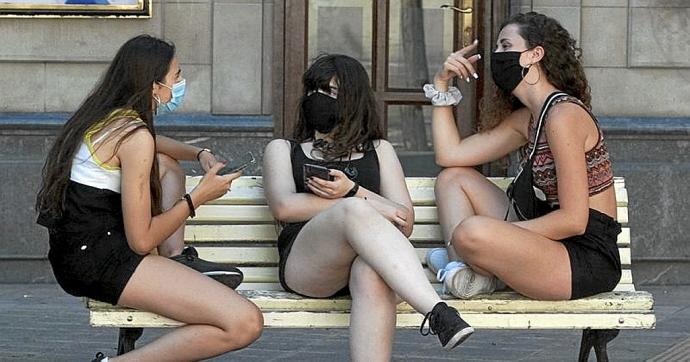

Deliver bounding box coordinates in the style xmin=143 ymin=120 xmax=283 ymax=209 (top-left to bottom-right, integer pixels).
xmin=566 ymin=214 xmax=588 ymax=236
xmin=129 ymin=240 xmax=153 ymax=255
xmin=270 ymin=200 xmax=292 ymax=222
xmin=435 ymin=154 xmax=452 ymax=168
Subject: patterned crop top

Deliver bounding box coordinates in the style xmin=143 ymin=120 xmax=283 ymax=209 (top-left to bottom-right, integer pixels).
xmin=524 ymin=94 xmax=614 ymax=204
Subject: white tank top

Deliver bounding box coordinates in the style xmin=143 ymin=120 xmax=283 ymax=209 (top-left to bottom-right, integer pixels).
xmin=70 ymin=113 xmax=145 ymax=194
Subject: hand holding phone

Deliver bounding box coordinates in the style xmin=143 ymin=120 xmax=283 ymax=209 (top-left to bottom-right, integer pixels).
xmin=303 ymin=163 xmax=334 ymax=182
xmin=219 ymin=152 xmax=256 ymax=175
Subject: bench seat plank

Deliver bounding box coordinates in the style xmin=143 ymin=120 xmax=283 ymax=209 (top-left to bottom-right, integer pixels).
xmin=191 ymin=246 xmax=633 ymax=267
xmin=88 ymin=291 xmax=654 ymax=329
xmin=186 ymin=177 xmax=628 ymax=208
xmin=197 ymin=266 xmax=634 ymax=286
xmin=184 ymin=224 xmax=631 ymax=245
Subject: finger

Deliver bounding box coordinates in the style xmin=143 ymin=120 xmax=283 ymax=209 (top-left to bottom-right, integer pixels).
xmin=328 ymin=169 xmax=345 ymax=178
xmin=454 ymin=39 xmax=479 ymax=57
xmin=394 ymin=217 xmax=408 ymax=228
xmin=307 ymin=183 xmax=329 ymax=198
xmin=206 ymin=162 xmax=224 ymax=176
xmin=309 ymin=176 xmax=334 ymax=190
xmin=222 ymin=170 xmax=243 ymax=181
xmin=456 ymin=56 xmax=478 ymax=80
xmin=446 ymin=59 xmax=468 ymax=81
xmin=306 ymin=179 xmax=328 ymax=193
xmin=467 ymin=53 xmax=482 ymax=65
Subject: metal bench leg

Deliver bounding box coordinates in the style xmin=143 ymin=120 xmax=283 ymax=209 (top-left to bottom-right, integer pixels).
xmin=578 ymin=329 xmax=620 ymax=362
xmin=117 ymin=327 xmax=143 ymax=355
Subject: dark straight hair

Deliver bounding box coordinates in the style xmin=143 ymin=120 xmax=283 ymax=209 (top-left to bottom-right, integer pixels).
xmin=293 ymin=54 xmax=383 ymax=159
xmin=36 ymin=34 xmax=175 ymax=220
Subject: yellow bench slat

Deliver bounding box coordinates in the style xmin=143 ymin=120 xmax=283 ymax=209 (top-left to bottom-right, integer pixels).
xmin=192 ymin=204 xmax=630 ymax=229
xmin=89 ymin=290 xmax=652 ymax=316
xmin=194 ymin=246 xmax=632 ymax=268
xmin=89 ymin=310 xmax=655 ymax=329
xmin=185 ymin=224 xmax=631 ymax=246
xmin=186 ymin=176 xmax=628 ymax=207
xmin=218 ymin=267 xmax=633 ymax=287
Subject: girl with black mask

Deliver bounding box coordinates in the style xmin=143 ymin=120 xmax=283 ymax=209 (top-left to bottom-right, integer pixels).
xmin=426 ymin=12 xmax=621 ymax=302
xmin=263 ymin=54 xmax=475 ymax=359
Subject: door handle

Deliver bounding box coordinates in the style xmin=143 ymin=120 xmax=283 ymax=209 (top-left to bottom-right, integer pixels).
xmin=440 ymin=4 xmax=472 ymax=13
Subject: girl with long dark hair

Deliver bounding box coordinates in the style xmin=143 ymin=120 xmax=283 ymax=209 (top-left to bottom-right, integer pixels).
xmin=35 ymin=35 xmax=262 ymax=360
xmin=263 ymin=54 xmax=474 ymax=360
xmin=426 ymin=12 xmax=621 ymax=301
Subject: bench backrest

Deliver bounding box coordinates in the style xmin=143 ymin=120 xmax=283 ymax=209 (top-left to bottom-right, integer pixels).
xmin=184 ymin=176 xmax=634 ymax=292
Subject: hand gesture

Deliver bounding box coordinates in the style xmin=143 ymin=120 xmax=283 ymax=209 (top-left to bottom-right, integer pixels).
xmin=435 ymin=39 xmax=481 ymax=84
xmin=198 ymin=150 xmax=221 ymax=172
xmin=193 ymin=163 xmax=242 ymax=205
xmin=306 ymin=169 xmax=355 ymax=199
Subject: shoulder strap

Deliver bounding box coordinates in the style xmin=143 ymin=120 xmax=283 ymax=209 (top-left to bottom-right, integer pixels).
xmin=527 ymin=91 xmax=569 ymax=161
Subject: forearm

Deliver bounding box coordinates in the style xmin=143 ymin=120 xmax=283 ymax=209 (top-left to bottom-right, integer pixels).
xmin=155 ymin=135 xmax=202 ymax=161
xmin=270 ymin=193 xmax=340 ymax=223
xmin=513 ymin=209 xmax=587 ymax=241
xmin=430 ymin=79 xmax=464 ymax=166
xmin=354 ymin=186 xmax=414 ymax=237
xmin=127 ymin=196 xmax=193 ymax=254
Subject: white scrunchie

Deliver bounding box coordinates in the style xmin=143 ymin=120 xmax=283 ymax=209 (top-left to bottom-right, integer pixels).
xmin=423 ymin=84 xmax=463 ymax=106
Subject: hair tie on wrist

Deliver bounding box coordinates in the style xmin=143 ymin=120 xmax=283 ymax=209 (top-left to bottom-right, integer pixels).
xmin=196 ymin=148 xmax=212 ymax=161
xmin=423 ymin=84 xmax=463 ymax=106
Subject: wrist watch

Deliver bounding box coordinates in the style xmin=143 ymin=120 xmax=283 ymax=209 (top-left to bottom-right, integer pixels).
xmin=344 ymin=182 xmax=359 ymax=198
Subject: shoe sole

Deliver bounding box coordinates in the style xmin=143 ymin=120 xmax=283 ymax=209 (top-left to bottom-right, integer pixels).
xmin=203 ymin=271 xmax=243 ymax=289
xmin=443 ymin=326 xmax=475 ymax=351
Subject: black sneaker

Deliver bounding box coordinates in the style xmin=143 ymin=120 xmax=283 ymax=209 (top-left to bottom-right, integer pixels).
xmin=170 ymin=246 xmax=244 ymax=289
xmin=420 ymin=302 xmax=474 ymax=351
xmin=91 ymin=352 xmax=106 ymax=362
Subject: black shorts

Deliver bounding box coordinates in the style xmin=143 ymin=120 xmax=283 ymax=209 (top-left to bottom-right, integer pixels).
xmin=277 ymin=222 xmax=349 ymax=298
xmin=48 ymin=227 xmax=145 ymax=305
xmin=561 ymin=208 xmax=622 ymax=299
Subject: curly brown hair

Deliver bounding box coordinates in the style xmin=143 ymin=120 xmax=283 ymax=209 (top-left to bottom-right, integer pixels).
xmin=479 ymin=12 xmax=591 ymax=131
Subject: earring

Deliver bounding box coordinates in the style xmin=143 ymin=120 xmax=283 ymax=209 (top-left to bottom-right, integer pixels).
xmin=522 ymin=64 xmax=540 ymax=85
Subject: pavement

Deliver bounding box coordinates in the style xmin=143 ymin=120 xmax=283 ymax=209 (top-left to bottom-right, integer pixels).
xmin=0 ymin=284 xmax=689 ymax=361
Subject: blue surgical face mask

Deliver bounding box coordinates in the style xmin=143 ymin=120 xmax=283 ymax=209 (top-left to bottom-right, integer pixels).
xmin=155 ymin=78 xmax=186 ymax=115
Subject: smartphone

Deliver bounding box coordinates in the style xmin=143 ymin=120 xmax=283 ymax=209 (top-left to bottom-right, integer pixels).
xmin=303 ymin=163 xmax=334 ymax=182
xmin=219 ymin=152 xmax=256 ymax=174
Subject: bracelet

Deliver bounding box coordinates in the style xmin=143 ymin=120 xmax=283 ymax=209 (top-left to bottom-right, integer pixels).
xmin=196 ymin=148 xmax=212 ymax=161
xmin=344 ymin=182 xmax=359 ymax=198
xmin=182 ymin=193 xmax=196 ymax=218
xmin=423 ymin=84 xmax=463 ymax=106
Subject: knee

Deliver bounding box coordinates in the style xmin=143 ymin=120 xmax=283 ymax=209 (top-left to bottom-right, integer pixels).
xmin=452 ymin=215 xmax=492 ymax=259
xmin=220 ymin=303 xmax=264 ymax=350
xmin=157 ymin=153 xmax=184 ymax=179
xmin=349 ymin=258 xmax=395 ymax=303
xmin=338 ymin=197 xmax=378 ymax=222
xmin=435 ymin=167 xmax=479 ymax=195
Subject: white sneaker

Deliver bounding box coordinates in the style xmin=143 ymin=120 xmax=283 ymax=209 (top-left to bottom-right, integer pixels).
xmin=438 ymin=262 xmax=497 ymax=299
xmin=425 ymin=248 xmax=450 ymax=276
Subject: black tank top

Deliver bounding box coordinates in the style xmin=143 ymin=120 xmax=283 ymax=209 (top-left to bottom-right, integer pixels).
xmin=288 ymin=140 xmax=381 ymax=195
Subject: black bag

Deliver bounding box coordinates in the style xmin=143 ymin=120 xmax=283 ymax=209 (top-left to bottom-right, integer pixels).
xmin=505 ymin=91 xmax=568 ymax=221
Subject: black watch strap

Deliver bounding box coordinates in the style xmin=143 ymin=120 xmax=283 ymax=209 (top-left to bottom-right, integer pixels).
xmin=344 ymin=182 xmax=359 ymax=198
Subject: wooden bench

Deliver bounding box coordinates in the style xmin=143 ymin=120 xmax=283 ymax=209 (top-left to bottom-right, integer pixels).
xmin=88 ymin=176 xmax=655 ymax=361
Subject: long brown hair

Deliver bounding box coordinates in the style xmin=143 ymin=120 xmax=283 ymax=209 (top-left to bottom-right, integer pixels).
xmin=36 ymin=35 xmax=175 ymax=221
xmin=293 ymin=54 xmax=384 ymax=159
xmin=480 ymin=12 xmax=591 ymax=131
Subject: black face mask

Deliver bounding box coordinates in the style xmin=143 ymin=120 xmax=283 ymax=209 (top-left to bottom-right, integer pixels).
xmin=303 ymin=92 xmax=339 ymax=134
xmin=490 ymin=50 xmax=526 ymax=94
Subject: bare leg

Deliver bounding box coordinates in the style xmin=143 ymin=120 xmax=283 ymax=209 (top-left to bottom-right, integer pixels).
xmin=435 ymin=167 xmax=511 ymax=267
xmin=435 ymin=167 xmax=572 ymax=300
xmin=111 ymin=255 xmax=263 ymax=361
xmin=349 ymin=257 xmax=398 ymax=362
xmin=453 ymin=215 xmax=572 ymax=300
xmin=157 ymin=153 xmax=186 ymax=257
xmin=284 ymin=198 xmax=441 ymax=315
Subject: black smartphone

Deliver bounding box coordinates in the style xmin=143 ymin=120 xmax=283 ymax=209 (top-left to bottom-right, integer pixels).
xmin=219 ymin=152 xmax=256 ymax=174
xmin=303 ymin=163 xmax=334 ymax=182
